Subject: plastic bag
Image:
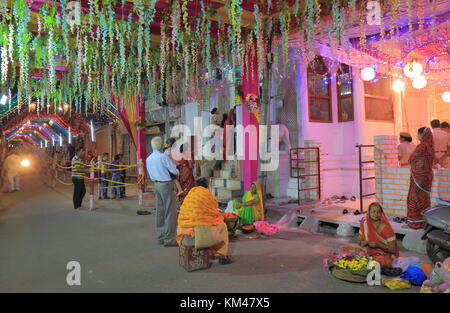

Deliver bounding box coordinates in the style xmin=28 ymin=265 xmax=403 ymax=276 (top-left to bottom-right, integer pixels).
xmin=382 ymin=278 xmax=412 ymax=290
xmin=392 ymin=256 xmax=421 ymax=273
xmin=336 ymin=223 xmax=355 ymax=237
xmin=400 ymin=265 xmax=427 ymax=286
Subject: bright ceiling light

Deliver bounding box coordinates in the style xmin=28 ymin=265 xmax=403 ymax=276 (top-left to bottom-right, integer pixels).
xmin=21 ymin=159 xmax=30 ymax=167
xmin=0 ymin=95 xmax=7 ymax=105
xmin=412 ymin=76 xmax=427 ymax=89
xmin=403 ymin=60 xmax=423 ymax=79
xmin=360 ymin=67 xmax=375 ymax=81
xmin=392 ymin=79 xmax=405 ymax=93
xmin=442 ymin=91 xmax=450 ymax=103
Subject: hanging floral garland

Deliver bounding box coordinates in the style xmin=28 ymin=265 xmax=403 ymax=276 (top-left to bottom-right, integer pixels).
xmin=279 ymin=2 xmax=291 ymax=64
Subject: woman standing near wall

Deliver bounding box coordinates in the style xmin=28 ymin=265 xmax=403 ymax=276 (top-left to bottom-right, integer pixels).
xmin=406 ymin=127 xmax=434 ymax=229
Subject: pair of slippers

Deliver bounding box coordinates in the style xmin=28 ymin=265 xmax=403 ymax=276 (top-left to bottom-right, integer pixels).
xmin=393 ymin=217 xmax=407 ymax=224
xmin=342 ymin=209 xmax=361 ymax=215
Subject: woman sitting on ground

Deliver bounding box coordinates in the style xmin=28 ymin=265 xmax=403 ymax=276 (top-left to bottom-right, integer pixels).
xmin=358 ymin=202 xmax=399 ymax=267
xmin=177 ymin=178 xmax=233 ymax=265
xmin=225 ymin=181 xmax=264 ymax=225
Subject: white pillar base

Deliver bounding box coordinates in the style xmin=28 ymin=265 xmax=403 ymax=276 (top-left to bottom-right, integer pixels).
xmin=89 ymin=195 xmax=94 ymax=211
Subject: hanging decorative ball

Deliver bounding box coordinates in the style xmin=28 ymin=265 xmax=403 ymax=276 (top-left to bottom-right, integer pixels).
xmin=360 ymin=67 xmax=376 ymax=81
xmin=442 ymin=91 xmax=450 ymax=103
xmin=403 ymin=61 xmax=423 ymax=79
xmin=63 ymin=103 xmax=70 ymax=111
xmin=412 ymin=76 xmax=427 ymax=89
xmin=49 ymin=120 xmax=54 ymax=126
xmin=30 ymin=102 xmax=36 ymax=111
xmin=392 ymin=79 xmax=405 ymax=93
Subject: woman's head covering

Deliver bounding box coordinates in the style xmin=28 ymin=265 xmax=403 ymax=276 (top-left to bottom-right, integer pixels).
xmin=418 ymin=127 xmax=434 ymax=148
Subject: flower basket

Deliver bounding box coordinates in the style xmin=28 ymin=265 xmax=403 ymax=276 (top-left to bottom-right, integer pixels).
xmin=325 ymin=254 xmax=372 ymax=281
xmin=222 ymin=213 xmax=239 ymax=231
xmin=253 ymin=221 xmax=278 ymax=236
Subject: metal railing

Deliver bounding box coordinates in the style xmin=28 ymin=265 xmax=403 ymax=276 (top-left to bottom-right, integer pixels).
xmin=290 ymin=147 xmax=321 ymax=205
xmin=356 ymin=144 xmax=376 ymax=213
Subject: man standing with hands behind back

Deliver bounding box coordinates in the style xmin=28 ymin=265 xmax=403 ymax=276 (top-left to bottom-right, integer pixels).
xmin=146 ymin=136 xmax=179 ymax=247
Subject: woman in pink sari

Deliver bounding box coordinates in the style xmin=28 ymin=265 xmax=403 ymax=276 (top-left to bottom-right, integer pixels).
xmin=359 ymin=202 xmax=399 ymax=267
xmin=407 ymin=127 xmax=434 ymax=229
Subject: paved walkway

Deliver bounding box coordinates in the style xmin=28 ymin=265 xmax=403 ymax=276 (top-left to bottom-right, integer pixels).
xmin=0 ymin=174 xmax=426 ymax=293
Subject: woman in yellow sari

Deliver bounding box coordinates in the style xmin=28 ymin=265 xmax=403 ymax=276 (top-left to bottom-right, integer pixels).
xmin=226 ymin=181 xmax=264 ymax=225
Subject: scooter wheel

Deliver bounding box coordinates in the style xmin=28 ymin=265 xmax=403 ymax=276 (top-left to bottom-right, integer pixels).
xmin=426 ymin=240 xmax=450 ymax=264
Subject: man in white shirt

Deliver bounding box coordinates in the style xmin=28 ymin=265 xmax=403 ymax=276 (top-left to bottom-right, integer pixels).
xmin=431 ymin=119 xmax=450 ymax=168
xmin=146 ymin=136 xmax=179 ymax=247
xmin=398 ymin=132 xmax=416 ymax=167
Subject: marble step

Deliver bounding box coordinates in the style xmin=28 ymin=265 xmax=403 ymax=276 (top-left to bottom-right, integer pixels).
xmin=212 ymin=187 xmax=243 ymax=202
xmin=212 ymin=178 xmax=242 ymax=190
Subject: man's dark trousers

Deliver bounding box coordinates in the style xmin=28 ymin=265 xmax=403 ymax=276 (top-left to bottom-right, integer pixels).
xmin=72 ymin=177 xmax=86 ymax=209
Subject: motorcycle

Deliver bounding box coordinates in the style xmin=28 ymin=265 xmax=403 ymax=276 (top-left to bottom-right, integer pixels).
xmin=421 ymin=198 xmax=450 ymax=264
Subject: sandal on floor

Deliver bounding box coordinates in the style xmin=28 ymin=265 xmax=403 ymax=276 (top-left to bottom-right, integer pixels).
xmin=393 ymin=217 xmax=402 ymax=223
xmin=341 ymin=196 xmax=348 ymax=200
xmin=219 ymin=256 xmax=234 ymax=265
xmin=381 ymin=267 xmax=403 ymax=277
xmin=342 ymin=209 xmax=348 ymax=215
xmin=331 ymin=195 xmax=339 ymax=200
xmin=354 ymin=210 xmax=361 ymax=215
xmin=350 ymin=196 xmax=356 ymax=201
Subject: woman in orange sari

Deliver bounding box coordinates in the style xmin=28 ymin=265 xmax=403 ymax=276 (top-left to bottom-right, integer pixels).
xmin=359 ymin=202 xmax=399 ymax=268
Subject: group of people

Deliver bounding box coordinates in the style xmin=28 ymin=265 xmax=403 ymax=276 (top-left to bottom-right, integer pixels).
xmin=210 ymin=106 xmax=236 ymax=170
xmin=146 ymin=135 xmax=265 ymax=266
xmin=69 ymin=148 xmax=128 ymax=210
xmin=398 ymin=119 xmax=450 ymax=169
xmin=99 ymin=152 xmax=127 ymax=200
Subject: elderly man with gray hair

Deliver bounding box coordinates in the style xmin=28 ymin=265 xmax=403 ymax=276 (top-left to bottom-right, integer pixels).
xmin=146 ymin=136 xmax=179 ymax=247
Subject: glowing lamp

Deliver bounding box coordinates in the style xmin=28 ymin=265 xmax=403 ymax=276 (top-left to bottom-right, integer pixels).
xmin=21 ymin=159 xmax=30 ymax=167
xmin=49 ymin=120 xmax=54 ymax=126
xmin=360 ymin=67 xmax=375 ymax=81
xmin=0 ymin=95 xmax=7 ymax=105
xmin=442 ymin=91 xmax=450 ymax=103
xmin=63 ymin=103 xmax=70 ymax=111
xmin=392 ymin=79 xmax=405 ymax=93
xmin=412 ymin=76 xmax=427 ymax=89
xmin=403 ymin=61 xmax=423 ymax=79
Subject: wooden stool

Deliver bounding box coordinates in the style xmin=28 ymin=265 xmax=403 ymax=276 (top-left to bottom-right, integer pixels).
xmin=179 ymin=235 xmax=212 ymax=272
